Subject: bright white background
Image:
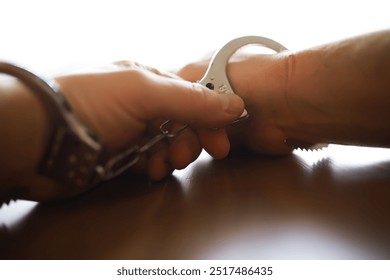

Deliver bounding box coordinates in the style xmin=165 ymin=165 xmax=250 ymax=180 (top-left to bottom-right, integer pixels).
xmin=0 ymin=0 xmax=389 ymax=74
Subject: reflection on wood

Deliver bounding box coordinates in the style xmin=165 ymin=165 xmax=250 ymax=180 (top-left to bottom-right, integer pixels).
xmin=1 ymin=145 xmax=390 ymax=259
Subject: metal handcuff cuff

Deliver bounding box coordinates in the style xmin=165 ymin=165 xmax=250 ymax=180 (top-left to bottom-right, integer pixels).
xmin=0 ymin=36 xmax=287 ymax=192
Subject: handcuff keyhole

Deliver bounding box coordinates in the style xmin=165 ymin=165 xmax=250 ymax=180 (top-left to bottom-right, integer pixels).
xmin=205 ymin=82 xmax=214 ymax=90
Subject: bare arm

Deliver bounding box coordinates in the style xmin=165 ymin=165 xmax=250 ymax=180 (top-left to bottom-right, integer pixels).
xmin=179 ymin=30 xmax=390 ymax=153
xmin=282 ymin=29 xmax=390 ymax=147
xmin=0 ymin=78 xmax=50 ymax=201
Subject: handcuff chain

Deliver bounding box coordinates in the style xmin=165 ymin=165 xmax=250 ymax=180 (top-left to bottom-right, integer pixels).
xmin=96 ymin=122 xmax=188 ymax=181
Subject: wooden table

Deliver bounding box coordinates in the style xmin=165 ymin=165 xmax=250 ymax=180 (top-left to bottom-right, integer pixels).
xmin=1 ymin=145 xmax=390 ymax=259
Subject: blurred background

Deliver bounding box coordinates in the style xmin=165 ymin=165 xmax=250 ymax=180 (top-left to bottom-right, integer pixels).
xmin=1 ymin=0 xmax=389 ymax=74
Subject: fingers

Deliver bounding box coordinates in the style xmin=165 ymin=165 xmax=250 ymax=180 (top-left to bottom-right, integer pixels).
xmin=197 ymin=128 xmax=231 ymax=159
xmin=142 ymin=127 xmax=230 ymax=181
xmin=176 ymin=60 xmax=210 ymax=82
xmin=147 ymin=148 xmax=173 ymax=182
xmin=135 ymin=68 xmax=239 ymax=179
xmin=141 ymin=126 xmax=203 ymax=181
xmin=109 ymin=62 xmax=242 ymax=180
xmin=139 ymin=72 xmax=245 ymax=129
xmin=169 ymin=128 xmax=202 ymax=169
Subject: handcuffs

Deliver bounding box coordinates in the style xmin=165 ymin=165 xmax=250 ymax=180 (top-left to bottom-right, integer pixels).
xmin=0 ymin=36 xmax=288 ymax=193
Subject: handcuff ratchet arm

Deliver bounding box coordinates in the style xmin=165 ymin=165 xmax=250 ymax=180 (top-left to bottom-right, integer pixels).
xmin=198 ymin=36 xmax=288 ymax=120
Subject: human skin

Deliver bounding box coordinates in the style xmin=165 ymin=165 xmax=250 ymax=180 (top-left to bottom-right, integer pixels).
xmin=0 ymin=61 xmax=244 ymax=202
xmin=178 ymin=30 xmax=390 ymax=154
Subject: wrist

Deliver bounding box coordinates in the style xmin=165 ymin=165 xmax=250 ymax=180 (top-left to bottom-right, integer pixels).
xmin=0 ymin=63 xmax=106 ymax=202
xmin=272 ymin=52 xmax=302 ymax=142
xmin=226 ymin=53 xmax=296 ymax=154
xmin=278 ymin=50 xmax=334 ymax=146
xmin=0 ymin=77 xmax=51 ymax=193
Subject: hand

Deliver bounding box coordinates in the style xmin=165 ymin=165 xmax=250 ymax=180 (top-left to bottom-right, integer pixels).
xmin=178 ymin=53 xmax=294 ymax=155
xmin=57 ymin=61 xmax=245 ymax=175
xmin=5 ymin=61 xmax=244 ymax=201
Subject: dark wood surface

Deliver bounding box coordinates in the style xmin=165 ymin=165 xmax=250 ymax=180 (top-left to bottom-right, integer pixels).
xmin=1 ymin=145 xmax=390 ymax=259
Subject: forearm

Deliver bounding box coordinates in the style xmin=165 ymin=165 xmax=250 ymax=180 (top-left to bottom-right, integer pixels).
xmin=280 ymin=30 xmax=390 ymax=147
xmin=0 ymin=78 xmax=50 ymax=200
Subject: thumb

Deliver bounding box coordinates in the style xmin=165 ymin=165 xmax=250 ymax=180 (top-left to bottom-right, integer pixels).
xmin=143 ymin=76 xmax=245 ymax=128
